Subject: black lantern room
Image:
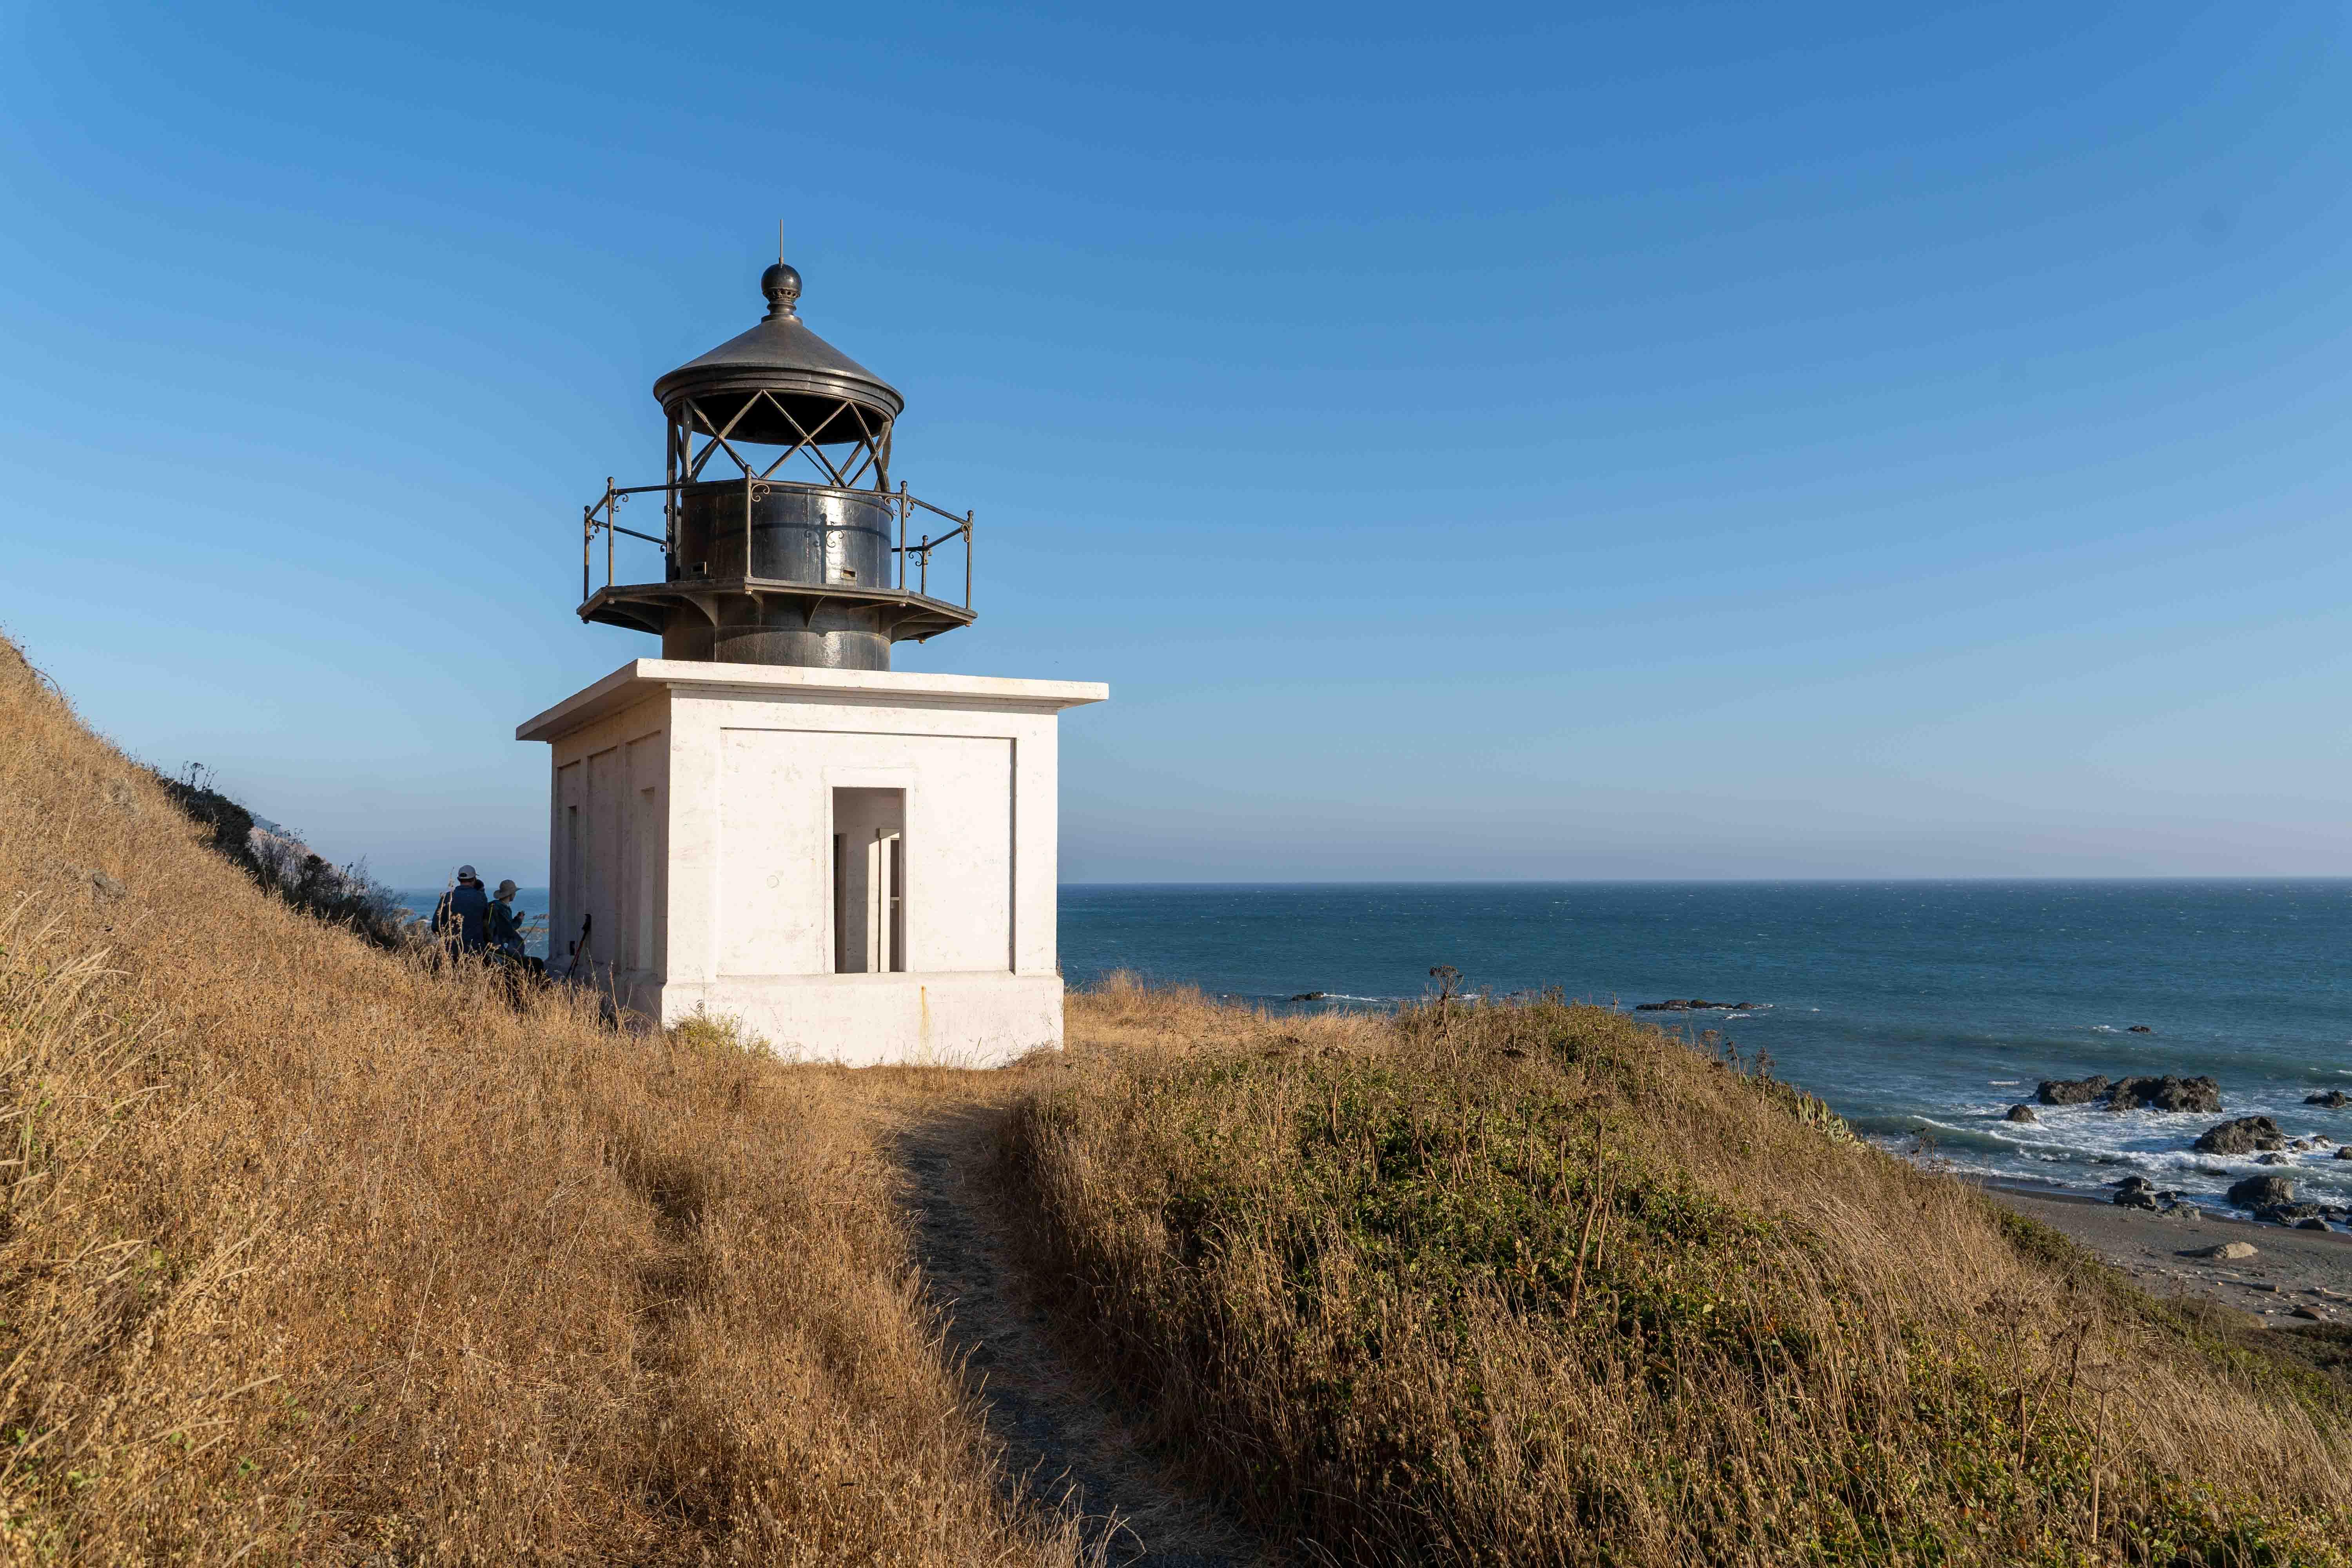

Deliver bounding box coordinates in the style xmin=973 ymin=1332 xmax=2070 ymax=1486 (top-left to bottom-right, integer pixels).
xmin=577 ymin=262 xmax=975 ymax=670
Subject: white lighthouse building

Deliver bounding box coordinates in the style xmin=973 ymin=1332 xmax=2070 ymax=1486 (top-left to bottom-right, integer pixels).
xmin=518 ymin=261 xmax=1104 ymax=1066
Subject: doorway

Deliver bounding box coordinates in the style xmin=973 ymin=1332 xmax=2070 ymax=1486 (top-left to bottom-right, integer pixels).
xmin=831 ymin=787 xmax=905 ymax=974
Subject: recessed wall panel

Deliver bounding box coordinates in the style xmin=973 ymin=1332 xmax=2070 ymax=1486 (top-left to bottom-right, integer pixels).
xmin=719 ymin=728 xmax=1011 ymax=978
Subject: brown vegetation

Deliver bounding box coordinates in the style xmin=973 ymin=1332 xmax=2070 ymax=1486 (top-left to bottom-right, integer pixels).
xmin=18 ymin=614 xmax=2352 ymax=1565
xmin=0 ymin=637 xmax=1080 ymax=1564
xmin=1021 ymin=978 xmax=2352 ymax=1565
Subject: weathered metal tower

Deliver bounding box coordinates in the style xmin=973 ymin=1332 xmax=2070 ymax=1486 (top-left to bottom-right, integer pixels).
xmin=577 ymin=261 xmax=974 ymax=670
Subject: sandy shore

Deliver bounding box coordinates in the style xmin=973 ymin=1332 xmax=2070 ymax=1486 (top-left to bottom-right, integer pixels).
xmin=1980 ymin=1183 xmax=2352 ymax=1326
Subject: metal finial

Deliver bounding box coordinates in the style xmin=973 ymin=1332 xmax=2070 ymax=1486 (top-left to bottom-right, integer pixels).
xmin=760 ymin=259 xmax=801 ymax=320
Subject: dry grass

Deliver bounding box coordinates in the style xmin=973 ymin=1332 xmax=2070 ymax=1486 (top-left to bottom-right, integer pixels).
xmin=1025 ymin=977 xmax=2352 ymax=1565
xmin=0 ymin=636 xmax=1082 ymax=1564
xmin=22 ymin=608 xmax=2347 ymax=1566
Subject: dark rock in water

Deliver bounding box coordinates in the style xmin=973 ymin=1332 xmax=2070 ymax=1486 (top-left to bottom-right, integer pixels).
xmin=2038 ymin=1075 xmax=2112 ymax=1106
xmin=2305 ymin=1090 xmax=2352 ymax=1108
xmin=2336 ymin=1147 xmax=2352 ymax=1161
xmin=2004 ymin=1103 xmax=2038 ymax=1123
xmin=2194 ymin=1115 xmax=2286 ymax=1155
xmin=1633 ymin=998 xmax=1757 ymax=1012
xmin=2034 ymin=1072 xmax=2221 ymax=1113
xmin=2229 ymin=1174 xmax=2296 ymax=1209
xmin=2126 ymin=1024 xmax=2153 ymax=1034
xmin=2112 ymin=1175 xmax=2153 ymax=1191
xmin=2107 ymin=1074 xmax=2221 ymax=1113
xmin=1290 ymin=992 xmax=1326 ymax=1002
xmin=2258 ymin=1152 xmax=2288 ymax=1165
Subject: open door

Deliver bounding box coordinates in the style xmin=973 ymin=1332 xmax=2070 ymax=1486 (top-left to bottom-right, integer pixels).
xmin=865 ymin=829 xmax=903 ymax=974
xmin=832 ymin=788 xmax=906 ymax=973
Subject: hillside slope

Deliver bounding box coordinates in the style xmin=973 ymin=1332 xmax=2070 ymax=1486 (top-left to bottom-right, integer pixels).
xmin=0 ymin=639 xmax=1075 ymax=1565
xmin=1021 ymin=981 xmax=2352 ymax=1565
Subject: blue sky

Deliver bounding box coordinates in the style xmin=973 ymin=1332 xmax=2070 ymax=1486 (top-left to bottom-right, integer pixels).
xmin=2 ymin=1 xmax=2346 ymax=884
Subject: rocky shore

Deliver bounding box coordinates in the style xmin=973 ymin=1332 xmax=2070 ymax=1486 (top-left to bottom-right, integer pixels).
xmin=1993 ymin=1066 xmax=2352 ymax=1233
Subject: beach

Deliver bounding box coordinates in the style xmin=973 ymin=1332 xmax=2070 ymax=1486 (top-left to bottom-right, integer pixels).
xmin=1983 ymin=1183 xmax=2352 ymax=1326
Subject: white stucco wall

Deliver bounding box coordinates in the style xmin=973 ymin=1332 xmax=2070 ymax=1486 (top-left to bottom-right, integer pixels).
xmin=518 ymin=661 xmax=1106 ymax=1067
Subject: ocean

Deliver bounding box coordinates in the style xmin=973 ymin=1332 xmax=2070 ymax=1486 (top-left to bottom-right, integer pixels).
xmin=393 ymin=878 xmax=2352 ymax=1215
xmin=1060 ymin=881 xmax=2352 ymax=1215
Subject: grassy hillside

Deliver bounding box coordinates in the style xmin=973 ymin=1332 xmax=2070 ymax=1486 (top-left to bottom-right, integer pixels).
xmin=0 ymin=639 xmax=1078 ymax=1564
xmin=1024 ymin=981 xmax=2352 ymax=1565
xmin=15 ymin=621 xmax=2350 ymax=1566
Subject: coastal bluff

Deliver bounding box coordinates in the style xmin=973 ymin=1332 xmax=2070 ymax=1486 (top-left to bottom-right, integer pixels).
xmin=3 ymin=633 xmax=2348 ymax=1565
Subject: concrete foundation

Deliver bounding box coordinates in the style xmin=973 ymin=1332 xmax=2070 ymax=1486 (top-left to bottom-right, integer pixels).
xmin=517 ymin=660 xmax=1107 ymax=1066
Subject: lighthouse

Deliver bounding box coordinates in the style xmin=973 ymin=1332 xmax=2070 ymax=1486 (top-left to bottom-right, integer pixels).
xmin=517 ymin=261 xmax=1105 ymax=1065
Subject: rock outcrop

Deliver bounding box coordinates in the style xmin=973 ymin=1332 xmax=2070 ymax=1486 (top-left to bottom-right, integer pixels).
xmin=2037 ymin=1075 xmax=2111 ymax=1106
xmin=2305 ymin=1090 xmax=2351 ymax=1109
xmin=2193 ymin=1116 xmax=2285 ymax=1155
xmin=2227 ymin=1174 xmax=2294 ymax=1209
xmin=2004 ymin=1103 xmax=2038 ymax=1123
xmin=2109 ymin=1176 xmax=2187 ymax=1212
xmin=2038 ymin=1073 xmax=2221 ymax=1112
xmin=1633 ymin=999 xmax=1758 ymax=1012
xmin=2106 ymin=1074 xmax=2221 ymax=1113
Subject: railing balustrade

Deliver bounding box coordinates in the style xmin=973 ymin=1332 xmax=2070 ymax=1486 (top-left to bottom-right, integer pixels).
xmin=579 ymin=475 xmax=973 ymax=610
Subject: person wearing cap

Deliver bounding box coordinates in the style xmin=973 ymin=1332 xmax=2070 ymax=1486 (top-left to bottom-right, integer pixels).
xmin=431 ymin=866 xmax=491 ymax=954
xmin=486 ymin=878 xmax=526 ymax=958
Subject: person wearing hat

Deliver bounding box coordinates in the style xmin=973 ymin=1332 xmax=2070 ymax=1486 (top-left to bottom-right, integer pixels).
xmin=486 ymin=878 xmax=526 ymax=958
xmin=431 ymin=865 xmax=491 ymax=955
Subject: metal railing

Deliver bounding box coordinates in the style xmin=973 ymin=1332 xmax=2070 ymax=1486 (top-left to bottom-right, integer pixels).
xmin=580 ymin=475 xmax=973 ymax=608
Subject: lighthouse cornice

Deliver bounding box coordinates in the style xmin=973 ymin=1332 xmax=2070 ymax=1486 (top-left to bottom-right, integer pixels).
xmin=516 ymin=658 xmax=1109 ymax=744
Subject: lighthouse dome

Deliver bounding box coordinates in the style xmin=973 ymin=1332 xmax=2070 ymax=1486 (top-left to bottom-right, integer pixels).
xmin=651 ymin=264 xmax=904 ymax=447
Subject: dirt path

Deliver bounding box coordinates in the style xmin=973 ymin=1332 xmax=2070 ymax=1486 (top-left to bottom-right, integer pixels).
xmin=891 ymin=1099 xmax=1260 ymax=1568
